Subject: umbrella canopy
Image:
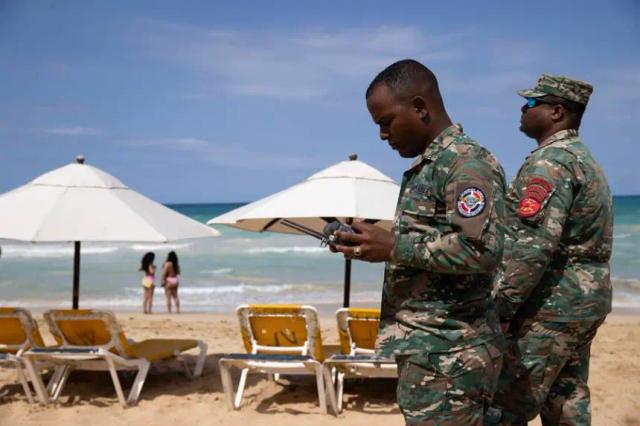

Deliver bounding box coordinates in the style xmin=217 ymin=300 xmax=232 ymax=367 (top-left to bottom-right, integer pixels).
xmin=209 ymin=156 xmax=399 ymax=234
xmin=0 ymin=156 xmax=220 ymax=307
xmin=208 ymin=155 xmax=399 ymax=306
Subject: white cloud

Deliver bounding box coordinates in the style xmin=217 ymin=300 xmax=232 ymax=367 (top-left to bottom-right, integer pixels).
xmin=227 ymin=83 xmax=324 ymax=99
xmin=442 ymin=70 xmax=533 ymax=97
xmin=132 ymin=19 xmax=560 ymax=107
xmin=579 ymin=65 xmax=640 ymax=125
xmin=171 ymin=137 xmax=210 ymax=147
xmin=37 ymin=126 xmax=103 ymax=136
xmin=487 ymin=40 xmax=548 ymax=67
xmin=595 ymin=66 xmax=640 ymax=101
xmin=134 ymin=20 xmax=469 ymax=100
xmin=130 ymin=17 xmax=640 ymax=139
xmin=125 ymin=136 xmax=316 ymax=170
xmin=0 ymin=126 xmax=104 ymax=136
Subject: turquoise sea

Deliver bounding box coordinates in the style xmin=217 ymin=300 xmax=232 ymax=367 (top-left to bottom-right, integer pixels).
xmin=1 ymin=197 xmax=639 ymax=312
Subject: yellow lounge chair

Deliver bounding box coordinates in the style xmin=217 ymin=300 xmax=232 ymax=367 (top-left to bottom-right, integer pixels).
xmin=323 ymin=308 xmax=397 ymax=412
xmin=22 ymin=309 xmax=207 ymax=407
xmin=218 ymin=304 xmax=337 ymax=414
xmin=0 ymin=307 xmax=49 ymax=403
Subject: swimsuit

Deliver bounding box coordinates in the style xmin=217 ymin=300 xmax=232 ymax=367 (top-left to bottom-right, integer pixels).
xmin=142 ymin=275 xmax=154 ymax=289
xmin=165 ymin=276 xmax=179 ymax=289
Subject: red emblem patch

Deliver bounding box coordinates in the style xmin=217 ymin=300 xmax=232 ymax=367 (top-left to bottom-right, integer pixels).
xmin=517 ymin=177 xmax=553 ymax=218
xmin=518 ymin=198 xmax=541 ymax=217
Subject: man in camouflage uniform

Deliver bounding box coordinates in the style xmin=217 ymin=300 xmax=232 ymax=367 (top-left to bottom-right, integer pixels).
xmin=331 ymin=59 xmax=506 ymax=425
xmin=487 ymin=75 xmax=613 ymax=425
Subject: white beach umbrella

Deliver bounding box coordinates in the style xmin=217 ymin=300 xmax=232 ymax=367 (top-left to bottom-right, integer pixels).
xmin=0 ymin=156 xmax=220 ymax=308
xmin=208 ymin=154 xmax=399 ymax=307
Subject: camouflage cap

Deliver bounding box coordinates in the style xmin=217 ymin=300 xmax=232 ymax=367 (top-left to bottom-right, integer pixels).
xmin=518 ymin=74 xmax=593 ymax=106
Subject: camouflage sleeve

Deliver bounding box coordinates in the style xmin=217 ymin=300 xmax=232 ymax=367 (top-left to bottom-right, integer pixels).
xmin=391 ymin=156 xmax=505 ymax=274
xmin=495 ymin=154 xmax=576 ymax=320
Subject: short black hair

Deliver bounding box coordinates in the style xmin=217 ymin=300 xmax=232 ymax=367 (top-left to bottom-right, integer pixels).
xmin=541 ymin=94 xmax=586 ymax=129
xmin=365 ymin=59 xmax=440 ymax=102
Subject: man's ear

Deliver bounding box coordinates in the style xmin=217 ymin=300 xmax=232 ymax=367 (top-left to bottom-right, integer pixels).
xmin=411 ymin=96 xmax=429 ymax=120
xmin=550 ymin=104 xmax=566 ymax=122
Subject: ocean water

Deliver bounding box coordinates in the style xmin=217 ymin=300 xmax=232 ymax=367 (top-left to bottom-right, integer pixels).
xmin=0 ymin=198 xmax=639 ymax=312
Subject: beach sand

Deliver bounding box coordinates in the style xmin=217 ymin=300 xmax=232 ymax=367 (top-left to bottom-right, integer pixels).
xmin=1 ymin=309 xmax=639 ymax=425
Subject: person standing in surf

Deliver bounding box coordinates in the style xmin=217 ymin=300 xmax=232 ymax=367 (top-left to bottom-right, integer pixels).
xmin=140 ymin=252 xmax=156 ymax=314
xmin=162 ymin=251 xmax=181 ymax=313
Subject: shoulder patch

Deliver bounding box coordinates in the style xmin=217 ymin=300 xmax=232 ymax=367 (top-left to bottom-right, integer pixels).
xmin=456 ymin=187 xmax=486 ymax=217
xmin=518 ymin=177 xmax=554 ymax=218
xmin=518 ymin=198 xmax=541 ymax=218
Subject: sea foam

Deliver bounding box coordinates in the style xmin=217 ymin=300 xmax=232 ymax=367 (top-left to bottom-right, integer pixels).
xmin=130 ymin=243 xmax=192 ymax=252
xmin=245 ymin=246 xmax=327 ymax=255
xmin=0 ymin=244 xmax=120 ymax=258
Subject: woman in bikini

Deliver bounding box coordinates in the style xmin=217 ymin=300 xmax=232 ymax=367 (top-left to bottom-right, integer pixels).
xmin=139 ymin=252 xmax=156 ymax=314
xmin=162 ymin=251 xmax=181 ymax=313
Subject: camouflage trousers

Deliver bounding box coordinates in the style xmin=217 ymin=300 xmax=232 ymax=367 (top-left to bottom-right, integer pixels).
xmin=395 ymin=342 xmax=503 ymax=425
xmin=486 ymin=316 xmax=605 ymax=426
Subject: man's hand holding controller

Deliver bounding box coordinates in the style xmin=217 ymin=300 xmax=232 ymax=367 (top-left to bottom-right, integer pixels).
xmin=324 ymin=220 xmax=394 ymax=262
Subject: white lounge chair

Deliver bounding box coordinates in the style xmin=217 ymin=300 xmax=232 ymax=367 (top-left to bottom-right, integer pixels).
xmin=23 ymin=309 xmax=207 ymax=407
xmin=0 ymin=307 xmax=63 ymax=404
xmin=218 ymin=304 xmax=337 ymax=414
xmin=323 ymin=308 xmax=397 ymax=412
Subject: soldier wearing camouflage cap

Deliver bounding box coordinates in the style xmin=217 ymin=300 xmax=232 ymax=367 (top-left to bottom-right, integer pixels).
xmin=487 ymin=74 xmax=613 ymax=425
xmin=518 ymin=73 xmax=593 ymax=105
xmin=331 ymin=59 xmax=506 ymax=425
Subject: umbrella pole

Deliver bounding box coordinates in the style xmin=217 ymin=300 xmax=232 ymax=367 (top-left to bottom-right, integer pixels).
xmin=72 ymin=241 xmax=80 ymax=309
xmin=342 ymin=218 xmax=353 ymax=308
xmin=343 ymin=258 xmax=351 ymax=307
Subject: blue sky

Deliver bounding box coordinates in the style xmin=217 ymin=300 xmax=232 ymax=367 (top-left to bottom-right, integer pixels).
xmin=1 ymin=0 xmax=639 ymax=202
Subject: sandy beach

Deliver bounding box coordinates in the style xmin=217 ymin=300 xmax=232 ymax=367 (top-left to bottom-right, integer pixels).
xmin=1 ymin=308 xmax=638 ymax=426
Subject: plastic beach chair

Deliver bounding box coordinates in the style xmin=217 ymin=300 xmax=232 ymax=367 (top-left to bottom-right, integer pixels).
xmin=322 ymin=308 xmax=397 ymax=412
xmin=218 ymin=304 xmax=337 ymax=414
xmin=22 ymin=309 xmax=207 ymax=407
xmin=0 ymin=307 xmax=53 ymax=403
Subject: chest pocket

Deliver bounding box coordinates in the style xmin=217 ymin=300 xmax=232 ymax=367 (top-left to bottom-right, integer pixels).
xmin=406 ymin=195 xmax=437 ymax=216
xmin=398 ymin=195 xmax=446 ymax=232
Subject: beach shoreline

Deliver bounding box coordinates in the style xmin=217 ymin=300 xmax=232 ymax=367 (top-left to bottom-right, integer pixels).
xmin=1 ymin=309 xmax=639 ymax=425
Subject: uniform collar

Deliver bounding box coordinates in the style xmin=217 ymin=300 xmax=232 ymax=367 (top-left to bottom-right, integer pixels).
xmin=407 ymin=123 xmax=463 ymax=171
xmin=533 ymin=129 xmax=579 ymax=152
